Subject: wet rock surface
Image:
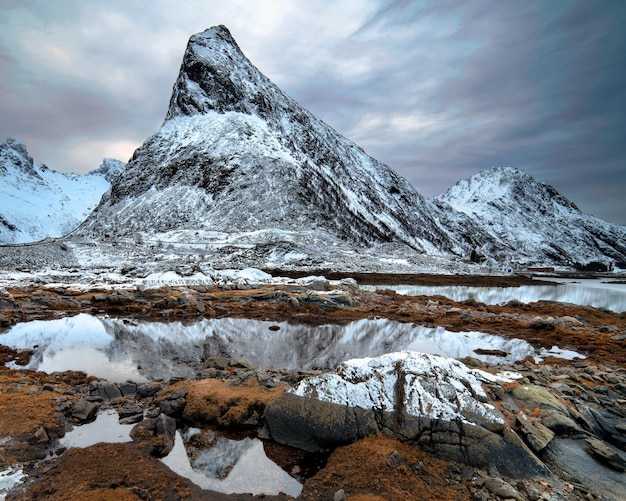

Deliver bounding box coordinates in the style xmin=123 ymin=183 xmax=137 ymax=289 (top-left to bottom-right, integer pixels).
xmin=0 ymin=276 xmax=625 ymax=500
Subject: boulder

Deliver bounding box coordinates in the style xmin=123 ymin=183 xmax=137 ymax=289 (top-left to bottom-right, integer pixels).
xmin=517 ymin=413 xmax=555 ymax=452
xmin=71 ymin=398 xmax=100 ymax=422
xmin=509 ymin=384 xmax=568 ymax=413
xmin=585 ymin=437 xmax=626 ymax=472
xmin=130 ymin=413 xmax=176 ymax=457
xmin=264 ymin=351 xmax=548 ymax=478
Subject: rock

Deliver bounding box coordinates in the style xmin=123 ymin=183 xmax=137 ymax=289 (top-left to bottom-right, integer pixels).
xmin=158 ymin=387 xmax=187 ymax=416
xmin=338 ymin=278 xmax=358 ymax=291
xmin=509 ymin=385 xmax=567 ymax=413
xmin=299 ymin=277 xmax=330 ymax=291
xmin=265 ymin=352 xmax=548 ymax=478
xmin=205 ymin=356 xmax=230 ymax=370
xmin=71 ymin=398 xmax=99 ymax=422
xmin=118 ymin=382 xmax=137 ymax=397
xmin=33 ymin=426 xmax=49 ymax=444
xmin=264 ymin=392 xmax=378 ymax=452
xmin=288 ymin=296 xmax=301 ymax=310
xmin=517 ymin=413 xmax=555 ymax=452
xmin=584 ymin=437 xmax=626 ymax=472
xmin=386 ymin=450 xmax=407 ymax=470
xmin=558 ymin=316 xmax=583 ymax=326
xmin=329 ymin=292 xmax=353 ymax=306
xmin=484 ymin=478 xmax=524 ymax=501
xmin=230 ymin=357 xmax=256 ymax=369
xmin=130 ymin=413 xmax=176 ymax=457
xmin=89 ymin=380 xmax=123 ymax=401
xmin=333 ymin=489 xmax=346 ymax=501
xmin=530 ymin=320 xmax=555 ymax=330
xmin=118 ymin=402 xmax=144 ymax=419
xmin=137 ymin=381 xmax=162 ymax=398
xmin=540 ymin=412 xmax=583 ymax=436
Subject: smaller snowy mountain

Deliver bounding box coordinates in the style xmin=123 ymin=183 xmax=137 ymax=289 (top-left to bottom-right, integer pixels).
xmin=0 ymin=138 xmax=125 ymax=244
xmin=435 ymin=167 xmax=626 ymax=268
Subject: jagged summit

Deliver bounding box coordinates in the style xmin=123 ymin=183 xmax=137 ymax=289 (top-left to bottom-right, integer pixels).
xmin=165 ymin=25 xmax=262 ymax=119
xmin=445 ymin=166 xmax=580 ymax=213
xmin=0 ymin=138 xmax=39 ymax=179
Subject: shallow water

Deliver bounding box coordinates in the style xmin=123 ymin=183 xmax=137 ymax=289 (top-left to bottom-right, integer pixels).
xmin=57 ymin=411 xmax=301 ymax=497
xmin=60 ymin=409 xmax=134 ymax=448
xmin=361 ymin=278 xmax=626 ymax=312
xmin=0 ymin=314 xmax=583 ymax=381
xmin=162 ymin=428 xmax=302 ymax=497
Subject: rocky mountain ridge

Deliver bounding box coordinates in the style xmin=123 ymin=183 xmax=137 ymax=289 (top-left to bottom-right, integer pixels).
xmin=0 ymin=138 xmax=124 ymax=244
xmin=436 ymin=167 xmax=626 ymax=268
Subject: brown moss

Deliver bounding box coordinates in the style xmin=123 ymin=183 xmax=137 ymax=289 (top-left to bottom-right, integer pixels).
xmin=183 ymin=377 xmax=285 ymax=428
xmin=0 ymin=391 xmax=63 ymax=437
xmin=302 ymin=434 xmax=469 ymax=501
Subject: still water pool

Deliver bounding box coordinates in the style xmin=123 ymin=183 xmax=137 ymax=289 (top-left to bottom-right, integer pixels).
xmin=361 ymin=278 xmax=626 ymax=312
xmin=1 ymin=314 xmax=582 ymax=383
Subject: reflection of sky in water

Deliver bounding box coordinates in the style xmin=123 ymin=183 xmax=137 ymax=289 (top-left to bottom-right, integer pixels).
xmin=1 ymin=314 xmax=146 ymax=382
xmin=60 ymin=409 xmax=134 ymax=448
xmin=1 ymin=314 xmax=584 ymax=381
xmin=362 ymin=278 xmax=626 ymax=312
xmin=162 ymin=428 xmax=302 ymax=497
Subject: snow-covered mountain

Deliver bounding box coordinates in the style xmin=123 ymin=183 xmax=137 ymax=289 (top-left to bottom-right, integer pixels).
xmin=435 ymin=167 xmax=626 ymax=268
xmin=78 ymin=26 xmax=487 ymax=259
xmin=73 ymin=26 xmax=624 ymax=270
xmin=0 ymin=138 xmax=124 ymax=244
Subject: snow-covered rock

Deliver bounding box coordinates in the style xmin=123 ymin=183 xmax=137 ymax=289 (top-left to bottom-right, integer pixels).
xmin=264 ymin=351 xmax=548 ymax=477
xmin=435 ymin=166 xmax=626 ymax=267
xmin=0 ymin=138 xmax=124 ymax=244
xmin=291 ymin=351 xmax=505 ymax=428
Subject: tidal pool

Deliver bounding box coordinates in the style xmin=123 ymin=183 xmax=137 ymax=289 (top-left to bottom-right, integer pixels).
xmin=58 ymin=410 xmax=301 ymax=497
xmin=1 ymin=314 xmax=582 ymax=382
xmin=361 ymin=278 xmax=626 ymax=312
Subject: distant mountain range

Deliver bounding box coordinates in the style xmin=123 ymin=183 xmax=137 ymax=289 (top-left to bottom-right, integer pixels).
xmin=0 ymin=138 xmax=124 ymax=244
xmin=3 ymin=26 xmax=625 ymax=269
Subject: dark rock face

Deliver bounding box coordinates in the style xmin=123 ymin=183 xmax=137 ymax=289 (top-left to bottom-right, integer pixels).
xmin=130 ymin=413 xmax=177 ymax=457
xmin=264 ymin=392 xmax=379 ymax=452
xmin=264 ymin=352 xmax=549 ymax=478
xmin=264 ymin=392 xmax=547 ymax=478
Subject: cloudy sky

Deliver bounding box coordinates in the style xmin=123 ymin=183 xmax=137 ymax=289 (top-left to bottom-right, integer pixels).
xmin=1 ymin=0 xmax=625 ymax=224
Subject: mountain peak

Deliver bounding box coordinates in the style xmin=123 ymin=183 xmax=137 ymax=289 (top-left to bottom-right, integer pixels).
xmin=0 ymin=137 xmax=38 ymax=178
xmin=165 ymin=25 xmax=262 ymax=120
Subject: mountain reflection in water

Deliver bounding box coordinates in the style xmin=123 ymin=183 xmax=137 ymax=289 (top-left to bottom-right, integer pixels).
xmin=162 ymin=427 xmax=302 ymax=496
xmin=1 ymin=315 xmax=546 ymax=381
xmin=362 ymin=278 xmax=626 ymax=312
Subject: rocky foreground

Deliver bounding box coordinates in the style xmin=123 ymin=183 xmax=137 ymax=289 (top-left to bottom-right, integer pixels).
xmin=1 ymin=275 xmax=625 ymax=500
